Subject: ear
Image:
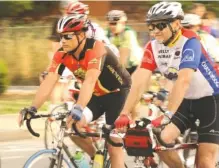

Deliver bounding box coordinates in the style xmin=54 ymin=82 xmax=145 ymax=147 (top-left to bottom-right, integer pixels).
xmin=77 ymin=31 xmax=85 ymax=38
xmin=172 ymin=20 xmax=181 ymax=29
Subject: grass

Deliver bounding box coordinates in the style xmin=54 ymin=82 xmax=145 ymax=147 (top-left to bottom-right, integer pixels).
xmin=0 ymin=93 xmax=49 ymax=114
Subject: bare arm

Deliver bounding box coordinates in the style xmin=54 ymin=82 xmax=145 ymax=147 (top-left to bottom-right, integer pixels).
xmin=32 ymin=72 xmax=59 ymax=109
xmin=76 ymin=69 xmax=101 ymax=108
xmin=121 ymin=68 xmax=152 ymax=115
xmin=119 ymin=47 xmax=130 ymax=67
xmin=167 ymin=68 xmax=194 ymax=113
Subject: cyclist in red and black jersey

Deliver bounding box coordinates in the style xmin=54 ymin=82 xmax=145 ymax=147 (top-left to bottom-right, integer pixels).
xmin=51 ymin=39 xmax=130 ymax=97
xmin=18 ymin=13 xmax=131 ymax=168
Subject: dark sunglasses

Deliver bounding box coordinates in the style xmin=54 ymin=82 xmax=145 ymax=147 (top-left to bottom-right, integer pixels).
xmin=107 ymin=16 xmax=120 ymax=22
xmin=109 ymin=22 xmax=117 ymax=26
xmin=148 ymin=22 xmax=169 ymax=32
xmin=60 ymin=33 xmax=75 ymax=40
xmin=183 ymin=25 xmax=194 ymax=29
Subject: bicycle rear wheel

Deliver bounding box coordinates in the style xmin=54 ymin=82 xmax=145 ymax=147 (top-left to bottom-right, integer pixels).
xmin=23 ymin=149 xmax=72 ymax=168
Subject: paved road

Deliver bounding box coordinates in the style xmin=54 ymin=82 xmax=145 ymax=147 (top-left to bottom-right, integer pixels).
xmin=0 ymin=139 xmax=44 ymax=168
xmin=0 ymin=138 xmax=142 ymax=168
xmin=0 ymin=114 xmax=141 ymax=168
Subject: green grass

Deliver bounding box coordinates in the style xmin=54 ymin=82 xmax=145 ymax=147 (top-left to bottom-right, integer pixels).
xmin=0 ymin=93 xmax=49 ymax=114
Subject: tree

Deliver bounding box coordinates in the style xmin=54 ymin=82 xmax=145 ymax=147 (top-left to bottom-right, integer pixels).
xmin=0 ymin=1 xmax=33 ymax=17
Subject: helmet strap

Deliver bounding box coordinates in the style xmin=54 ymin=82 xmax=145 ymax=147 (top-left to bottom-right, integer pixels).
xmin=68 ymin=33 xmax=86 ymax=57
xmin=163 ymin=23 xmax=177 ymax=46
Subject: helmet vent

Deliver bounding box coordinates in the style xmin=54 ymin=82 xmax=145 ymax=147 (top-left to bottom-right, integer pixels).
xmin=155 ymin=4 xmax=164 ymax=12
xmin=166 ymin=11 xmax=172 ymax=16
xmin=69 ymin=21 xmax=80 ymax=28
xmin=163 ymin=4 xmax=169 ymax=9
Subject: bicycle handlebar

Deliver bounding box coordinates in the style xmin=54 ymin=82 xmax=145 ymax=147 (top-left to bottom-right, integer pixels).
xmin=25 ymin=113 xmax=65 ymax=137
xmin=26 ymin=118 xmax=40 ymax=137
xmin=72 ymin=123 xmax=123 ymax=147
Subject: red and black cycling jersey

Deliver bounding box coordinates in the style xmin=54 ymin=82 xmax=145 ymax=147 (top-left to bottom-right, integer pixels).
xmin=49 ymin=38 xmax=131 ymax=96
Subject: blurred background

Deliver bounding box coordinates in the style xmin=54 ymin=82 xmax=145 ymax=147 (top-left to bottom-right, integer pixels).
xmin=1 ymin=0 xmax=219 ymax=94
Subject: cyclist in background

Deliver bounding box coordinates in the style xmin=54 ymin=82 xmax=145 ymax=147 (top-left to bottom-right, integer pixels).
xmin=115 ymin=2 xmax=219 ymax=168
xmin=181 ymin=13 xmax=219 ymax=63
xmin=106 ymin=10 xmax=143 ymax=74
xmin=189 ymin=3 xmax=219 ymax=39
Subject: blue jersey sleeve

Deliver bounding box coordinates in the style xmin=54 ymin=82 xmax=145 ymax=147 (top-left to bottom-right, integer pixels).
xmin=211 ymin=28 xmax=219 ymax=38
xmin=179 ymin=38 xmax=201 ymax=70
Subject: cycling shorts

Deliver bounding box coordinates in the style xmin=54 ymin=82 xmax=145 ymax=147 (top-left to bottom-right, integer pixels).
xmin=171 ymin=94 xmax=219 ymax=144
xmin=87 ymin=88 xmax=129 ymax=125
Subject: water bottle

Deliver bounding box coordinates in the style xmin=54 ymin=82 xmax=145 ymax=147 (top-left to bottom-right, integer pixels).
xmin=92 ymin=150 xmax=104 ymax=168
xmin=73 ymin=150 xmax=90 ymax=168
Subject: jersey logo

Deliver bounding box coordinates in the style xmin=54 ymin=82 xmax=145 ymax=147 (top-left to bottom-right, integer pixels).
xmin=74 ymin=68 xmax=86 ymax=80
xmin=164 ymin=67 xmax=178 ymax=81
xmin=174 ymin=51 xmax=181 ymax=59
xmin=201 ymin=61 xmax=219 ymax=88
xmin=181 ymin=49 xmax=194 ymax=63
xmin=88 ymin=58 xmax=98 ymax=64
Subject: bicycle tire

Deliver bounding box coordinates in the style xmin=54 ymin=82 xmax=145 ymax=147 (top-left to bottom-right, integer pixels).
xmin=105 ymin=159 xmax=128 ymax=168
xmin=23 ymin=149 xmax=72 ymax=168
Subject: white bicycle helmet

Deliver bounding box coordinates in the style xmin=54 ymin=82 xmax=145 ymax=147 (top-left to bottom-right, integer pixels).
xmin=181 ymin=14 xmax=202 ymax=27
xmin=106 ymin=10 xmax=127 ymax=22
xmin=146 ymin=2 xmax=184 ymax=23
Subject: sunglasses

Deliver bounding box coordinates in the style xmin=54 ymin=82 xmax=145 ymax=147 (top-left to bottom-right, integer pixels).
xmin=60 ymin=33 xmax=75 ymax=40
xmin=107 ymin=16 xmax=120 ymax=22
xmin=148 ymin=22 xmax=169 ymax=32
xmin=109 ymin=22 xmax=117 ymax=26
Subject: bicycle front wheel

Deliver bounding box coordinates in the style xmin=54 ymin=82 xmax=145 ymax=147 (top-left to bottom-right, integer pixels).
xmin=23 ymin=149 xmax=72 ymax=168
xmin=44 ymin=119 xmax=62 ymax=149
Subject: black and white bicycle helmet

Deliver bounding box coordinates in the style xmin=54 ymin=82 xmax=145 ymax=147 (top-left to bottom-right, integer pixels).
xmin=146 ymin=2 xmax=184 ymax=23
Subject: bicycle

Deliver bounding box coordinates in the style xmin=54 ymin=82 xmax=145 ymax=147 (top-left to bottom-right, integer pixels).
xmin=123 ymin=117 xmax=219 ymax=168
xmin=22 ymin=110 xmax=128 ymax=168
xmin=44 ymin=102 xmax=106 ymax=151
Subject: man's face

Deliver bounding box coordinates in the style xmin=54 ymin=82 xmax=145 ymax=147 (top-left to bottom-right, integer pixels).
xmin=193 ymin=6 xmax=206 ymax=18
xmin=60 ymin=32 xmax=80 ymax=52
xmin=108 ymin=21 xmax=125 ymax=34
xmin=147 ymin=20 xmax=179 ymax=44
xmin=184 ymin=25 xmax=200 ymax=32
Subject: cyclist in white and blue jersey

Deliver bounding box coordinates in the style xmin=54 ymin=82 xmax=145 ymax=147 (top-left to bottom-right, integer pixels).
xmin=115 ymin=2 xmax=219 ymax=168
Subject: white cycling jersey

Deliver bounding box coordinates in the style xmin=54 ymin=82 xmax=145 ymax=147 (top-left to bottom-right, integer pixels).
xmin=141 ymin=28 xmax=219 ymax=99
